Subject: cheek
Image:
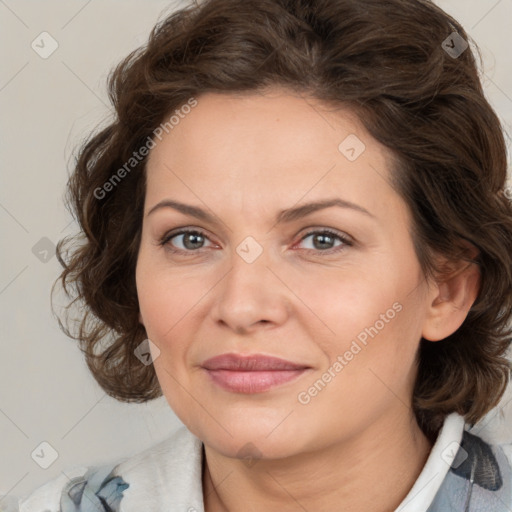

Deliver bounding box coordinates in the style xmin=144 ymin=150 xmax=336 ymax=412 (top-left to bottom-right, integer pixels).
xmin=135 ymin=255 xmax=209 ymax=404
xmin=311 ymin=261 xmax=425 ymax=379
xmin=332 ymin=288 xmax=424 ymax=394
xmin=309 ymin=276 xmax=399 ymax=346
xmin=136 ymin=260 xmax=195 ymax=409
xmin=136 ymin=251 xmax=198 ymax=339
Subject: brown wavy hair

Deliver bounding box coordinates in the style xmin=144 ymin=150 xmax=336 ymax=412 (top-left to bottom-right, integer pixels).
xmin=53 ymin=0 xmax=512 ymax=442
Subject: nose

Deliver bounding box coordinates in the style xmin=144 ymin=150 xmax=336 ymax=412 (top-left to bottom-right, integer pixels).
xmin=210 ymin=244 xmax=291 ymax=334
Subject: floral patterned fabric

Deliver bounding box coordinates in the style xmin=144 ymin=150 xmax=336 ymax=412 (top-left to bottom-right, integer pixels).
xmin=59 ymin=465 xmax=129 ymax=512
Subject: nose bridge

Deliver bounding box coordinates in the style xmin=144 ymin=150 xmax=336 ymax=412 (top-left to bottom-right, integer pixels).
xmin=212 ymin=234 xmax=289 ymax=330
xmin=225 ymin=234 xmax=272 ymax=298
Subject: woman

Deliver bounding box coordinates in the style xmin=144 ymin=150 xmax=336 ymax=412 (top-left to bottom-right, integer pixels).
xmin=7 ymin=0 xmax=512 ymax=510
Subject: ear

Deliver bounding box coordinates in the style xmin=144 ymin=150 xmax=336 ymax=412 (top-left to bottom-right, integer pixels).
xmin=422 ymin=244 xmax=481 ymax=342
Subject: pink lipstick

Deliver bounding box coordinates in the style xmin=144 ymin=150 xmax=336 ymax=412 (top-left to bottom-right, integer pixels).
xmin=201 ymin=353 xmax=310 ymax=393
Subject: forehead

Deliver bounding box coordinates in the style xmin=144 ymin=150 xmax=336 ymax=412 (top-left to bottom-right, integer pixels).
xmin=144 ymin=89 xmax=402 ymax=225
xmin=148 ymin=89 xmax=365 ymax=168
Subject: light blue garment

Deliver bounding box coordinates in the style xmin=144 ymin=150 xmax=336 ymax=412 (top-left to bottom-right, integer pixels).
xmin=427 ymin=430 xmax=512 ymax=511
xmin=58 ymin=464 xmax=129 ymax=512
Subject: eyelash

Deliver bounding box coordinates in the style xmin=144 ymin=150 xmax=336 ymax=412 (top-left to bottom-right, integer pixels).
xmin=158 ymin=227 xmax=353 ymax=255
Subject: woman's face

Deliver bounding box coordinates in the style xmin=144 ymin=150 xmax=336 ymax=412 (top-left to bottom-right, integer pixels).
xmin=136 ymin=88 xmax=436 ymax=459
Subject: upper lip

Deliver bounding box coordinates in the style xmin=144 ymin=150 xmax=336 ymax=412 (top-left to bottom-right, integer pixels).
xmin=201 ymin=353 xmax=309 ymax=371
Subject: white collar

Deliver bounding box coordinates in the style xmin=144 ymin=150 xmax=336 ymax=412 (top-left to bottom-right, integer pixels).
xmin=395 ymin=412 xmax=466 ymax=511
xmin=115 ymin=412 xmax=466 ymax=512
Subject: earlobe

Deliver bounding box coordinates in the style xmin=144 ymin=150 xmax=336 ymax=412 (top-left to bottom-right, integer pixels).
xmin=422 ymin=253 xmax=481 ymax=342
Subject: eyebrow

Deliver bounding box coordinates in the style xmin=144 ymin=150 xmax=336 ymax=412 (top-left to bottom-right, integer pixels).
xmin=147 ymin=198 xmax=375 ymax=224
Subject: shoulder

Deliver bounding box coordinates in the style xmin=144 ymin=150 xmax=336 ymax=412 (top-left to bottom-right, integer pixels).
xmin=14 ymin=426 xmax=203 ymax=512
xmin=17 ymin=464 xmax=128 ymax=512
xmin=428 ymin=429 xmax=512 ymax=512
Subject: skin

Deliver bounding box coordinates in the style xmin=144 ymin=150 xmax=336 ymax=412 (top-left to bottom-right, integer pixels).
xmin=135 ymin=87 xmax=480 ymax=512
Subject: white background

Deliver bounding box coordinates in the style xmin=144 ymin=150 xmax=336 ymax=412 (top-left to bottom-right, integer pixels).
xmin=1 ymin=0 xmax=511 ymax=499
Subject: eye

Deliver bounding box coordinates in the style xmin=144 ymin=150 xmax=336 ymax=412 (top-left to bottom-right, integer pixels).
xmin=296 ymin=229 xmax=352 ymax=253
xmin=159 ymin=229 xmax=214 ymax=252
xmin=159 ymin=227 xmax=353 ymax=255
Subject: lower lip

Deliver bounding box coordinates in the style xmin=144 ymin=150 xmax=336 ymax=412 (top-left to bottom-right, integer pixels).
xmin=203 ymin=369 xmax=308 ymax=393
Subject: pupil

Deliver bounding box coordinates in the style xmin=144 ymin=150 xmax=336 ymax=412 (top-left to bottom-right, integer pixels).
xmin=314 ymin=234 xmax=333 ymax=250
xmin=184 ymin=232 xmax=203 ymax=249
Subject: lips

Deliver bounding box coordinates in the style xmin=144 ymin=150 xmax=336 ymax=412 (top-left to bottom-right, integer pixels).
xmin=201 ymin=353 xmax=310 ymax=393
xmin=201 ymin=353 xmax=309 ymax=371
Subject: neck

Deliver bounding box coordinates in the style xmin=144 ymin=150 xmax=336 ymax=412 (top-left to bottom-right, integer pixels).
xmin=202 ymin=410 xmax=433 ymax=512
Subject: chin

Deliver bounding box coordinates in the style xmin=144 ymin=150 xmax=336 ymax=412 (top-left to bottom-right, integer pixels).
xmin=207 ymin=434 xmax=301 ymax=462
xmin=194 ymin=417 xmax=312 ymax=461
